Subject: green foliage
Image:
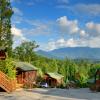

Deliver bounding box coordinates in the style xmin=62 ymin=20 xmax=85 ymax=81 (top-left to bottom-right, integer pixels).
xmin=13 ymin=41 xmax=39 ymax=62
xmin=0 ymin=0 xmax=13 ymax=57
xmin=0 ymin=58 xmax=16 ymax=79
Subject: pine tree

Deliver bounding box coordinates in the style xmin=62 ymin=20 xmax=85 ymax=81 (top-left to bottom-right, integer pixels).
xmin=0 ymin=0 xmax=13 ymax=57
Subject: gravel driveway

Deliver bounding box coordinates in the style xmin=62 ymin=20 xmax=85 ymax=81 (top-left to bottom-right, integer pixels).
xmin=0 ymin=88 xmax=100 ymax=100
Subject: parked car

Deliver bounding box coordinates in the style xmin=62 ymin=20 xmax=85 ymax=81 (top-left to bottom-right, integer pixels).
xmin=39 ymin=82 xmax=49 ymax=88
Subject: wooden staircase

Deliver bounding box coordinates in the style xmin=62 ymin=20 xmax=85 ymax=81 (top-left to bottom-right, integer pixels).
xmin=0 ymin=71 xmax=16 ymax=93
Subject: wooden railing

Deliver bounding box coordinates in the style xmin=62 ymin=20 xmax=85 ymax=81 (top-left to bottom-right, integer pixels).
xmin=0 ymin=71 xmax=16 ymax=93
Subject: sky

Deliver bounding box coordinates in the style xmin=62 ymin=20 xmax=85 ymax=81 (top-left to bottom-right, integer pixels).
xmin=11 ymin=0 xmax=100 ymax=51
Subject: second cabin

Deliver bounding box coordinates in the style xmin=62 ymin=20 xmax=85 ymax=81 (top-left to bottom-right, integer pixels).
xmin=44 ymin=72 xmax=64 ymax=87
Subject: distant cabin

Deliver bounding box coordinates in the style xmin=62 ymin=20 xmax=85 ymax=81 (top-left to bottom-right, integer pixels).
xmin=0 ymin=48 xmax=6 ymax=60
xmin=95 ymin=69 xmax=100 ymax=85
xmin=44 ymin=72 xmax=64 ymax=87
xmin=15 ymin=62 xmax=38 ymax=87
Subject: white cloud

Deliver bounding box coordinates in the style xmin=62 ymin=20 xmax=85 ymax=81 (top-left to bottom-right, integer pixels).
xmin=12 ymin=7 xmax=23 ymax=25
xmin=46 ymin=41 xmax=57 ymax=51
xmin=73 ymin=4 xmax=100 ymax=16
xmin=79 ymin=30 xmax=88 ymax=37
xmin=24 ymin=20 xmax=55 ymax=35
xmin=45 ymin=38 xmax=82 ymax=51
xmin=86 ymin=22 xmax=100 ymax=37
xmin=88 ymin=37 xmax=100 ymax=48
xmin=44 ymin=35 xmax=100 ymax=51
xmin=11 ymin=26 xmax=28 ymax=48
xmin=57 ymin=16 xmax=79 ymax=34
xmin=11 ymin=26 xmax=23 ymax=37
xmin=11 ymin=14 xmax=100 ymax=50
xmin=57 ymin=4 xmax=100 ymax=17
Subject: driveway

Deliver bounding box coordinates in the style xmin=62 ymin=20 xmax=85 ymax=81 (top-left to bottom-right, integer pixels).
xmin=0 ymin=88 xmax=100 ymax=100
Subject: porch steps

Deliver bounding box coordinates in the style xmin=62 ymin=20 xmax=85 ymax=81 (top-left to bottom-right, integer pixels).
xmin=0 ymin=71 xmax=16 ymax=93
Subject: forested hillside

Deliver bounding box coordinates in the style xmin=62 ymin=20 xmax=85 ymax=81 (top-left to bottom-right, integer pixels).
xmin=12 ymin=41 xmax=100 ymax=87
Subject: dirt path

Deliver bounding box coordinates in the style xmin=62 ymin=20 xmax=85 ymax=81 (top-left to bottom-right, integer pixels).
xmin=0 ymin=88 xmax=100 ymax=100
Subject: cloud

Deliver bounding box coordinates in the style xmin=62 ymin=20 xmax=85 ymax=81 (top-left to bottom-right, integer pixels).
xmin=44 ymin=36 xmax=100 ymax=51
xmin=73 ymin=4 xmax=100 ymax=16
xmin=13 ymin=7 xmax=23 ymax=16
xmin=80 ymin=30 xmax=87 ymax=37
xmin=24 ymin=20 xmax=56 ymax=35
xmin=57 ymin=17 xmax=100 ymax=39
xmin=88 ymin=37 xmax=100 ymax=48
xmin=11 ymin=13 xmax=100 ymax=50
xmin=11 ymin=26 xmax=28 ymax=48
xmin=57 ymin=4 xmax=100 ymax=17
xmin=86 ymin=22 xmax=100 ymax=37
xmin=57 ymin=16 xmax=79 ymax=34
xmin=11 ymin=26 xmax=23 ymax=37
xmin=45 ymin=38 xmax=82 ymax=51
xmin=12 ymin=7 xmax=23 ymax=25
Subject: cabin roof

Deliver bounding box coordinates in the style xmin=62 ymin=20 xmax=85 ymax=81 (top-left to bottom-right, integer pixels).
xmin=15 ymin=62 xmax=38 ymax=71
xmin=46 ymin=72 xmax=64 ymax=80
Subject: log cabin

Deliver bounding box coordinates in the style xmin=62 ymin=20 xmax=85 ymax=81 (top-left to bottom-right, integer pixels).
xmin=90 ymin=69 xmax=100 ymax=92
xmin=0 ymin=47 xmax=6 ymax=60
xmin=15 ymin=62 xmax=38 ymax=88
xmin=44 ymin=72 xmax=64 ymax=87
xmin=95 ymin=69 xmax=100 ymax=87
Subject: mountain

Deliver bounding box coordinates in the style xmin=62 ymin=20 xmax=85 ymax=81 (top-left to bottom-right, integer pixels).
xmin=36 ymin=47 xmax=100 ymax=60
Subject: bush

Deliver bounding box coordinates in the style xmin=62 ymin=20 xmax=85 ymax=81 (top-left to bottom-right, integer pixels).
xmin=0 ymin=58 xmax=16 ymax=79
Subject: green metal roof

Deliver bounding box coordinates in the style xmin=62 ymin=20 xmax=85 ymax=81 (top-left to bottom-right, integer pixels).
xmin=15 ymin=62 xmax=38 ymax=71
xmin=46 ymin=72 xmax=64 ymax=80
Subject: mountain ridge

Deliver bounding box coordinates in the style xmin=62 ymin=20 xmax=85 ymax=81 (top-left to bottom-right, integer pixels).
xmin=36 ymin=47 xmax=100 ymax=60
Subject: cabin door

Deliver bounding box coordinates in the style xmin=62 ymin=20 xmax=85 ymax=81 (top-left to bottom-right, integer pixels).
xmin=16 ymin=70 xmax=24 ymax=84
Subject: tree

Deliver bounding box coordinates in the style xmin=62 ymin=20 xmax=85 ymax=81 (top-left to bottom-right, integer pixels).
xmin=13 ymin=41 xmax=39 ymax=62
xmin=47 ymin=59 xmax=58 ymax=72
xmin=0 ymin=0 xmax=13 ymax=57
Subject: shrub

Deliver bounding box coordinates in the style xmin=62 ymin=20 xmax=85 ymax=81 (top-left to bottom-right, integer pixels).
xmin=0 ymin=58 xmax=16 ymax=79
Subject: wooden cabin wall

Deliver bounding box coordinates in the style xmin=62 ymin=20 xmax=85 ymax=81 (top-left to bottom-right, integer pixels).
xmin=16 ymin=70 xmax=37 ymax=84
xmin=24 ymin=71 xmax=37 ymax=82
